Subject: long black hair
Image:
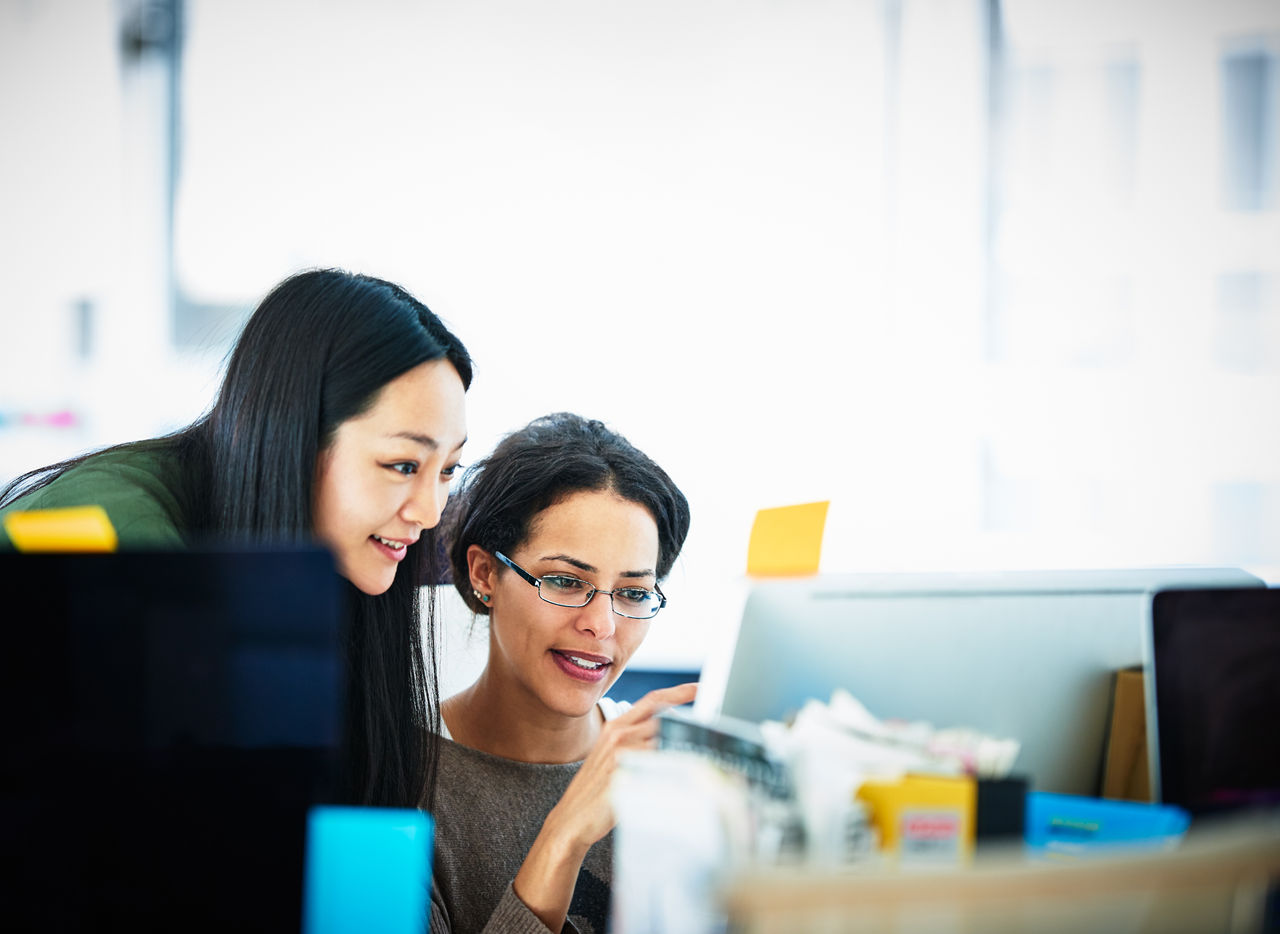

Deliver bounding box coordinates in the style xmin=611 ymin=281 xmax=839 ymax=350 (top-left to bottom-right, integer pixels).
xmin=1 ymin=268 xmax=472 ymax=808
xmin=443 ymin=412 xmax=690 ymax=617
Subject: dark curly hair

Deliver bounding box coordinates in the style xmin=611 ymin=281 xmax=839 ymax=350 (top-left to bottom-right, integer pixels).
xmin=443 ymin=412 xmax=690 ymax=615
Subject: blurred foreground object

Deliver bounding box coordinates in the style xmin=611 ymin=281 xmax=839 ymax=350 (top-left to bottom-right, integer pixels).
xmin=303 ymin=806 xmax=433 ymax=934
xmin=722 ymin=813 xmax=1280 ymax=934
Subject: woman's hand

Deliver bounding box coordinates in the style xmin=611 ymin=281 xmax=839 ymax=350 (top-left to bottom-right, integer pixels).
xmin=550 ymin=681 xmax=698 ymax=849
xmin=513 ymin=681 xmax=698 ymax=931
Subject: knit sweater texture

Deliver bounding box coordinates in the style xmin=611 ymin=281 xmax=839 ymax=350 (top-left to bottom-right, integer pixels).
xmin=428 ymin=703 xmax=628 ymax=934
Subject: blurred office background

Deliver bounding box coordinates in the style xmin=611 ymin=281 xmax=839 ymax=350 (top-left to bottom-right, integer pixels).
xmin=1 ymin=0 xmax=1278 ymax=673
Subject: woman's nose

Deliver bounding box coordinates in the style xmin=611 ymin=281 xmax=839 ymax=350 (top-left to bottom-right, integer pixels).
xmin=401 ymin=477 xmax=447 ymax=530
xmin=575 ymin=590 xmax=617 ymax=640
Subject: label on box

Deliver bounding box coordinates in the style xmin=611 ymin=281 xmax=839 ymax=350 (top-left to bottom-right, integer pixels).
xmin=898 ymin=809 xmax=962 ymax=860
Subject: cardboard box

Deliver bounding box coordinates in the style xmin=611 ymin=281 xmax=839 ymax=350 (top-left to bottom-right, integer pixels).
xmin=1101 ymin=666 xmax=1151 ymax=802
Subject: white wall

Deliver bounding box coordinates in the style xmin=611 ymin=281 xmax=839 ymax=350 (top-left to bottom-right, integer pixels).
xmin=3 ymin=0 xmax=1278 ymax=681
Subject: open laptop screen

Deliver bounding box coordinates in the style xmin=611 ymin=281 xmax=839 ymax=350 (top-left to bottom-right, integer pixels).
xmin=713 ymin=567 xmax=1261 ymax=796
xmin=1149 ymin=587 xmax=1280 ymax=816
xmin=0 ymin=547 xmax=346 ymax=930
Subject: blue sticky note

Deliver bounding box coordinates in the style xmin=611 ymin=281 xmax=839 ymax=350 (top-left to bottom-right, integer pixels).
xmin=303 ymin=805 xmax=434 ymax=934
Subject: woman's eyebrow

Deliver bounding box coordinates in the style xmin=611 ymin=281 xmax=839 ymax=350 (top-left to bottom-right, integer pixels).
xmin=387 ymin=432 xmax=468 ymax=452
xmin=541 ymin=553 xmax=656 ymax=579
xmin=389 ymin=431 xmax=438 ymax=449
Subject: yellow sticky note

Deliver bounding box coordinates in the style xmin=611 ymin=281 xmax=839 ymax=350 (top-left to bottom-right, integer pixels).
xmin=746 ymin=500 xmax=829 ymax=576
xmin=3 ymin=505 xmax=118 ymax=552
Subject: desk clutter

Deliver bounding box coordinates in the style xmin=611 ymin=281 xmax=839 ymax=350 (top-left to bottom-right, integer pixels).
xmin=623 ymin=688 xmax=1185 ymax=865
xmin=660 ymin=558 xmax=1280 ymax=933
xmin=612 ymin=681 xmax=1271 ymax=934
xmin=756 ymin=688 xmax=1023 ymax=864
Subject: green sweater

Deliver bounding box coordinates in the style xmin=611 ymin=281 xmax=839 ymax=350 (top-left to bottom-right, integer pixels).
xmin=0 ymin=445 xmax=191 ymax=550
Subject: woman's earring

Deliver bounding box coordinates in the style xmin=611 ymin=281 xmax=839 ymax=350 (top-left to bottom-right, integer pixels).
xmin=472 ymin=589 xmax=490 ymax=604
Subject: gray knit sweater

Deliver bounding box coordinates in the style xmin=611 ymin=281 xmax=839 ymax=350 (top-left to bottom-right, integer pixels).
xmin=427 ymin=737 xmax=615 ymax=934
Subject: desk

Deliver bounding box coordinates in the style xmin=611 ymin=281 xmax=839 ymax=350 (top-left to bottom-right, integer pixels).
xmin=721 ymin=817 xmax=1280 ymax=934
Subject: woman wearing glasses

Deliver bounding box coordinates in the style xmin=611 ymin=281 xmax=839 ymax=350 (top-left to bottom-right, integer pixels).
xmin=434 ymin=412 xmax=693 ymax=934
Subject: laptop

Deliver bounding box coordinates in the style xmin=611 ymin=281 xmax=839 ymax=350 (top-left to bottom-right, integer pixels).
xmin=707 ymin=567 xmax=1263 ymax=795
xmin=1146 ymin=586 xmax=1280 ymax=817
xmin=0 ymin=547 xmax=346 ymax=930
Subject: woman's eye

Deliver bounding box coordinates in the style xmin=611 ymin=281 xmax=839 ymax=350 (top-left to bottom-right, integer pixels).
xmin=616 ymin=588 xmax=653 ymax=603
xmin=441 ymin=463 xmax=463 ymax=479
xmin=542 ymin=575 xmax=588 ymax=593
xmin=386 ymin=462 xmax=418 ymax=476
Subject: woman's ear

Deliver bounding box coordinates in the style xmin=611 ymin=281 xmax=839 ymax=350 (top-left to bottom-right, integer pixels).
xmin=466 ymin=544 xmax=497 ymax=598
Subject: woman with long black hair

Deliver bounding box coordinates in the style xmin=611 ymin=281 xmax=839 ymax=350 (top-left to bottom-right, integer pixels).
xmin=0 ymin=268 xmax=471 ymax=807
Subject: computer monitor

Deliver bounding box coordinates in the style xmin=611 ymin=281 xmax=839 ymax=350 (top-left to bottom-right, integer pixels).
xmin=0 ymin=547 xmax=346 ymax=930
xmin=705 ymin=567 xmax=1262 ymax=796
xmin=1146 ymin=586 xmax=1280 ymax=816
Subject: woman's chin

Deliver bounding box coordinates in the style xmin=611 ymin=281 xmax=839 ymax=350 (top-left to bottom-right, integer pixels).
xmin=356 ymin=574 xmax=395 ymax=596
xmin=549 ymin=679 xmax=615 ymax=719
xmin=339 ymin=561 xmax=396 ymax=596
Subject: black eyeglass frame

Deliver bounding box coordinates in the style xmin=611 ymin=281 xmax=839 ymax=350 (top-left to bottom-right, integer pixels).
xmin=493 ymin=550 xmax=667 ymax=620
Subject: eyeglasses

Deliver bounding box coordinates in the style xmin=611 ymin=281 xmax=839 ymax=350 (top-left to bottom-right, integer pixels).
xmin=494 ymin=551 xmax=666 ymax=620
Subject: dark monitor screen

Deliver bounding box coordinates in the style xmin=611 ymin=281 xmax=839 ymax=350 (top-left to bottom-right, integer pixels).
xmin=0 ymin=547 xmax=346 ymax=931
xmin=1149 ymin=587 xmax=1280 ymax=817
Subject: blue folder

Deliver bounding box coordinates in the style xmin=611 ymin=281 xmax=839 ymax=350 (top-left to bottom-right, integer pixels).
xmin=1025 ymin=791 xmax=1190 ymax=858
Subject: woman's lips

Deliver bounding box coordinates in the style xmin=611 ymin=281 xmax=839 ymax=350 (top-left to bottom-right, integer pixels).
xmin=370 ymin=534 xmax=410 ymax=563
xmin=551 ymin=649 xmax=612 ymax=683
